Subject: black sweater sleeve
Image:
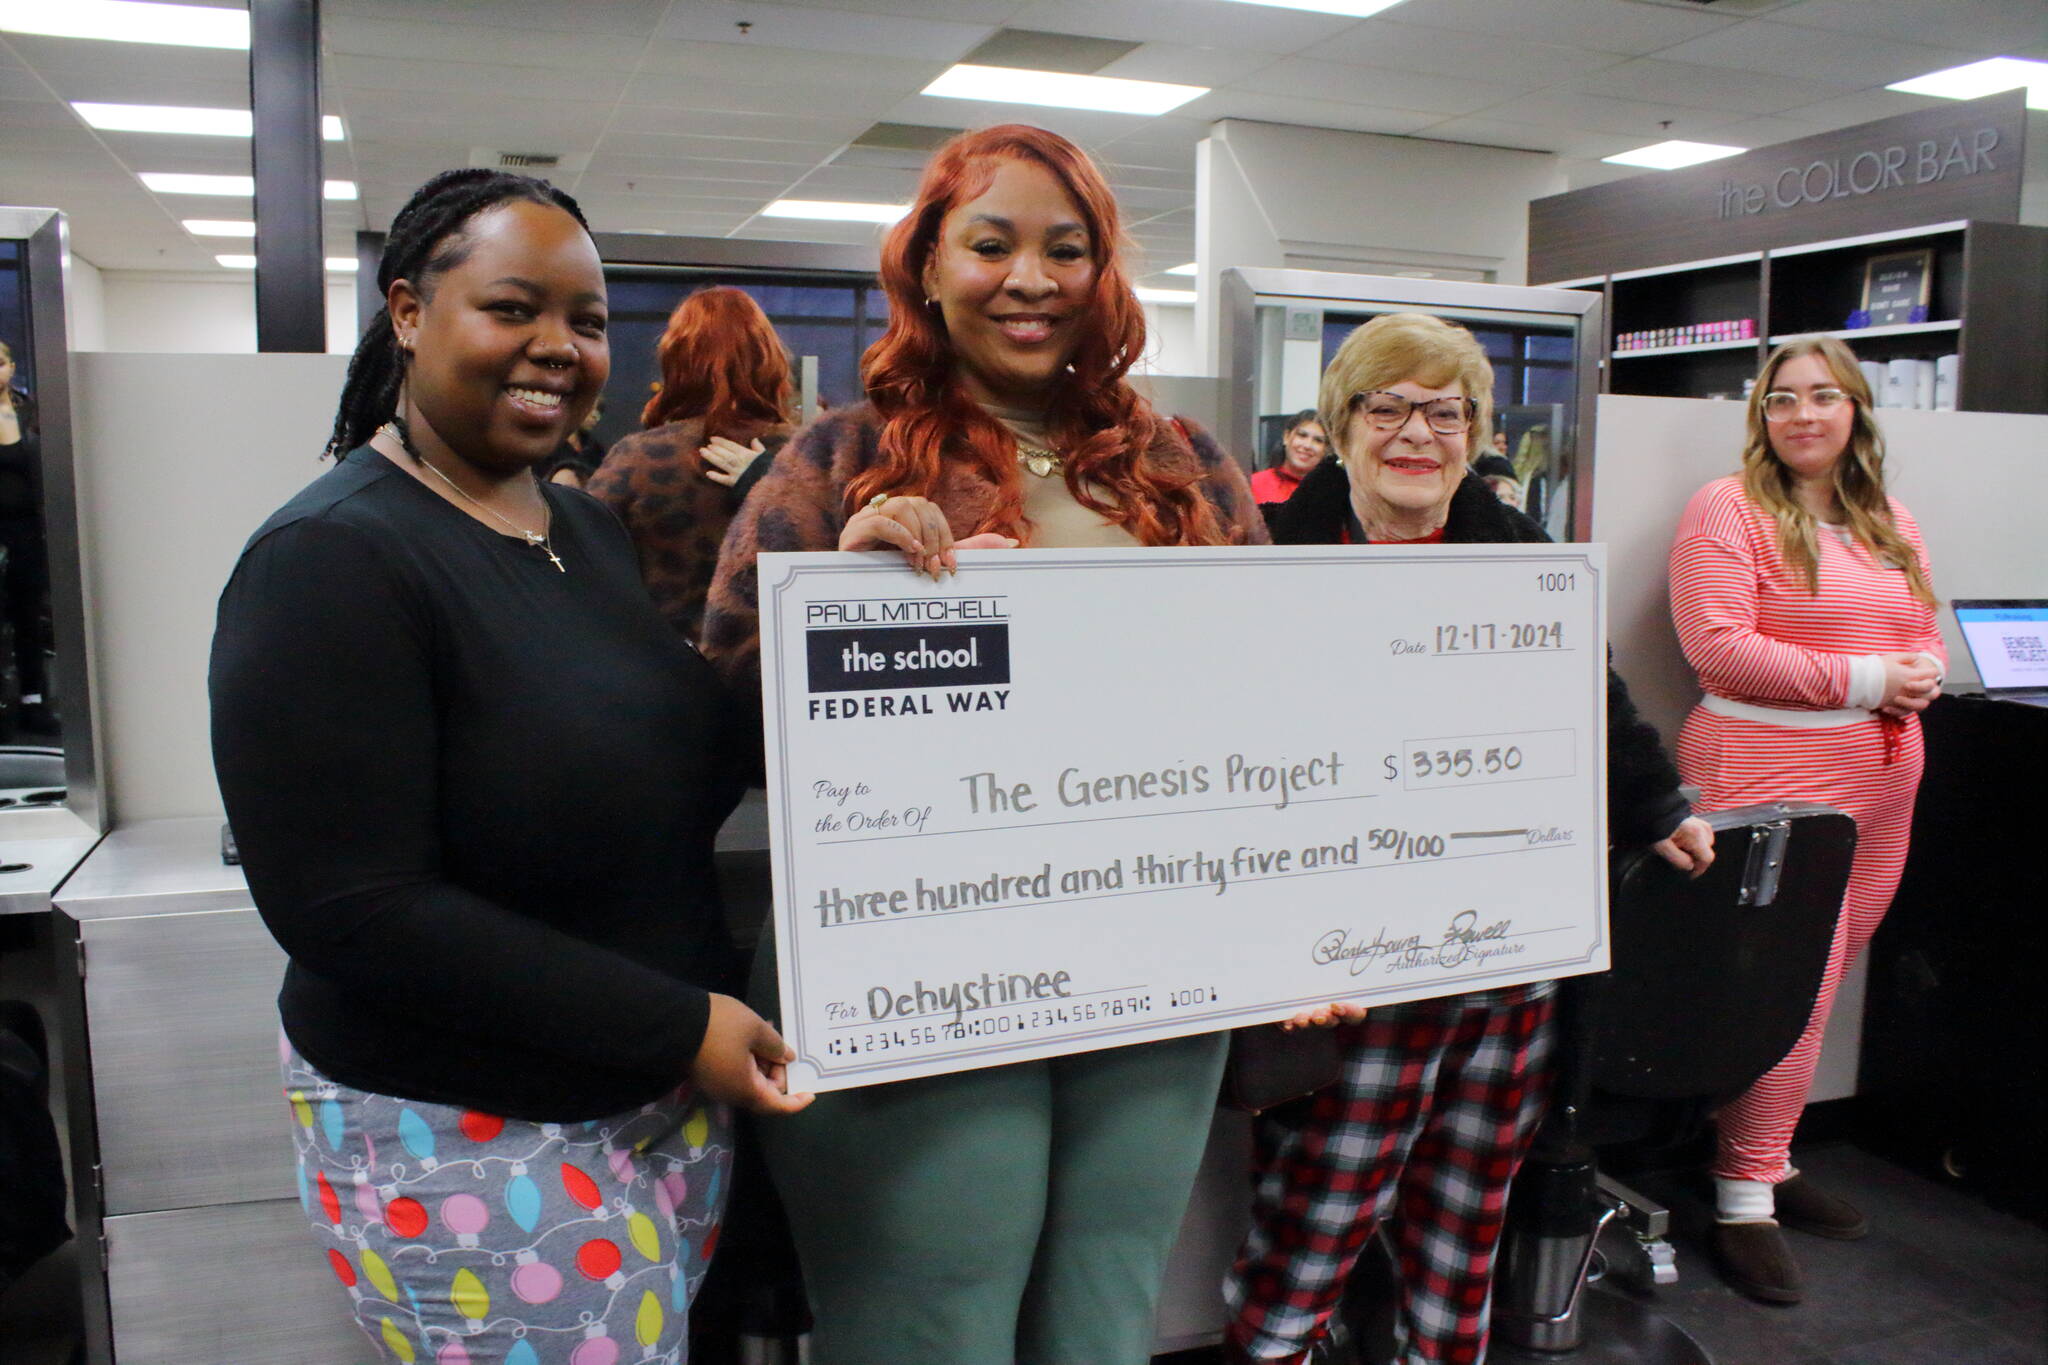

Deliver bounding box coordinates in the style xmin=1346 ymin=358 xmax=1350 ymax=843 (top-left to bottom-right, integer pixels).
xmin=1606 ymin=655 xmax=1691 ymax=846
xmin=210 ymin=515 xmax=711 ymax=1086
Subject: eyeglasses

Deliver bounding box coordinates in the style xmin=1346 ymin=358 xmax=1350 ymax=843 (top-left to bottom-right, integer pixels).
xmin=1761 ymin=388 xmax=1851 ymax=421
xmin=1350 ymin=391 xmax=1475 ymax=435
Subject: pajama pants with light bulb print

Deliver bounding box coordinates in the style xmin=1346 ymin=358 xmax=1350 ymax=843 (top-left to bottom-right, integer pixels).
xmin=282 ymin=1041 xmax=732 ymax=1365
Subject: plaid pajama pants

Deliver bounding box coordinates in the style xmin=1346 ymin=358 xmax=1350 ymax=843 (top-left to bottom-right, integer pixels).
xmin=1224 ymin=985 xmax=1556 ymax=1365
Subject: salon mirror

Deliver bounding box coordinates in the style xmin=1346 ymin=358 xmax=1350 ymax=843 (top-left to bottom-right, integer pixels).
xmin=1220 ymin=268 xmax=1604 ymax=541
xmin=0 ymin=206 xmax=103 ymax=840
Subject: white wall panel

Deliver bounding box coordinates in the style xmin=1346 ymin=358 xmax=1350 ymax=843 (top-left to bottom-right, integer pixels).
xmin=73 ymin=352 xmax=349 ymax=821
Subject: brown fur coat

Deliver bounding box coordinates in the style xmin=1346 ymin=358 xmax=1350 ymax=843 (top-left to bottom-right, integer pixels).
xmin=703 ymin=401 xmax=1267 ymax=699
xmin=585 ymin=414 xmax=793 ymax=640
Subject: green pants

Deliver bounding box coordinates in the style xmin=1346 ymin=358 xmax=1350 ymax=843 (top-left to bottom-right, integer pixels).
xmin=751 ymin=947 xmax=1226 ymax=1365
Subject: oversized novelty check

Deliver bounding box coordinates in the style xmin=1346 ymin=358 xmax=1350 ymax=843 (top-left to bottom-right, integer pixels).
xmin=757 ymin=543 xmax=1609 ymax=1092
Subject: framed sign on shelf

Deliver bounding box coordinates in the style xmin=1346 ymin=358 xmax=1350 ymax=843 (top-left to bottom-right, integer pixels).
xmin=1860 ymin=248 xmax=1934 ymax=327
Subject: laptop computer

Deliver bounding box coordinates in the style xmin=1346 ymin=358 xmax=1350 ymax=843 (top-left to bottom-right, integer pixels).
xmin=1952 ymin=600 xmax=2048 ymax=706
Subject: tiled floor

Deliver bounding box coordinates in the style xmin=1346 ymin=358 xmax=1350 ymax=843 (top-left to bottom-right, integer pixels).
xmin=3 ymin=1143 xmax=2038 ymax=1365
xmin=1602 ymin=1143 xmax=2046 ymax=1365
xmin=1157 ymin=1142 xmax=2045 ymax=1365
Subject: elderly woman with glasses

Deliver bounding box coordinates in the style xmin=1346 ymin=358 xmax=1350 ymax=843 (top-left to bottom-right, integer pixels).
xmin=1668 ymin=336 xmax=1942 ymax=1306
xmin=1226 ymin=312 xmax=1712 ymax=1365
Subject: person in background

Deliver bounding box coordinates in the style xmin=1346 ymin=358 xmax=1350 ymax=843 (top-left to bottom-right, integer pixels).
xmin=703 ymin=123 xmax=1265 ymax=1365
xmin=210 ymin=169 xmax=809 ymax=1365
xmin=1228 ymin=312 xmax=1713 ymax=1365
xmin=587 ymin=287 xmax=796 ymax=641
xmin=1472 ymin=451 xmax=1525 ymax=510
xmin=1667 ymin=335 xmax=1942 ymax=1306
xmin=0 ymin=338 xmax=50 ymax=735
xmin=538 ymin=395 xmax=607 ymax=488
xmin=1249 ymin=409 xmax=1328 ymax=506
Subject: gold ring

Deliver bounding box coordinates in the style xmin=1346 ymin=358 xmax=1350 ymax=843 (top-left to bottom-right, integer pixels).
xmin=867 ymin=493 xmax=890 ymax=509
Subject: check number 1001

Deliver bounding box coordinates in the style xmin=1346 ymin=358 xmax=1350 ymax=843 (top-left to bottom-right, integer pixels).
xmin=1399 ymin=729 xmax=1575 ymax=790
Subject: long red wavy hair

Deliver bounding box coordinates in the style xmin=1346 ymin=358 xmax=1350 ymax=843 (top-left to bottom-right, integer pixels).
xmin=850 ymin=124 xmax=1222 ymax=547
xmin=641 ymin=286 xmax=794 ymax=436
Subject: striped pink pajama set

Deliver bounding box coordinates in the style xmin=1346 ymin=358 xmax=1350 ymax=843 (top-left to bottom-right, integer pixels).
xmin=1667 ymin=476 xmax=1942 ymax=1184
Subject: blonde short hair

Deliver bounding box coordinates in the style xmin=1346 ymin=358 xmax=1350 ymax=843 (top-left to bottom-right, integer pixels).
xmin=1317 ymin=312 xmax=1495 ymax=461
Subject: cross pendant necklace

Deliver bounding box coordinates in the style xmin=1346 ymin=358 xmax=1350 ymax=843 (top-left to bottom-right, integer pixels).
xmin=381 ymin=420 xmax=564 ymax=571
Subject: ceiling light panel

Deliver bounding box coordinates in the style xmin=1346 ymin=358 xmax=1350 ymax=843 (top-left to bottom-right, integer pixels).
xmin=1135 ymin=286 xmax=1197 ymax=304
xmin=75 ymin=103 xmax=345 ymax=140
xmin=218 ymin=255 xmax=360 ymax=271
xmin=921 ymin=65 xmax=1208 ymax=116
xmin=1602 ymin=140 xmax=1745 ymax=170
xmin=1217 ymin=0 xmax=1411 ymax=15
xmin=0 ymin=0 xmax=250 ymax=48
xmin=761 ymin=199 xmax=908 ymax=223
xmin=183 ymin=219 xmax=254 ymax=236
xmin=1887 ymin=57 xmax=2048 ymax=110
xmin=143 ymin=172 xmax=360 ymax=199
xmin=1165 ymin=262 xmax=1198 ymax=276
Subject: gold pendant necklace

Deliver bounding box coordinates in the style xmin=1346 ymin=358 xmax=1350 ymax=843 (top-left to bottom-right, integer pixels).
xmin=380 ymin=421 xmax=564 ymax=571
xmin=1016 ymin=442 xmax=1064 ymax=478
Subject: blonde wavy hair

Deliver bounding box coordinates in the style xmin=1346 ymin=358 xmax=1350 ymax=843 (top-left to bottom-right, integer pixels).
xmin=1741 ymin=335 xmax=1933 ymax=606
xmin=1317 ymin=312 xmax=1495 ymax=465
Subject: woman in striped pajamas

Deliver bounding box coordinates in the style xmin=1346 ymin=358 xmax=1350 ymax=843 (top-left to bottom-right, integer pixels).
xmin=1668 ymin=335 xmax=1943 ymax=1305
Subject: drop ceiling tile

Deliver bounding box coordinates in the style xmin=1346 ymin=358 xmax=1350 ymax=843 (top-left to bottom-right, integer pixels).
xmin=1372 ymin=0 xmax=1742 ymax=57
xmin=328 ymin=52 xmax=632 ymax=100
xmin=1409 ymin=116 xmax=1637 ymax=159
xmin=888 ymin=94 xmax=1159 ymax=148
xmin=1095 ymin=42 xmax=1282 ymax=88
xmin=1092 ymin=115 xmax=1208 ymax=161
xmin=1485 ymin=89 xmax=1749 ymax=138
xmin=601 ymin=107 xmax=867 ymax=144
xmin=1766 ymin=0 xmax=2048 ymax=52
xmin=0 ymin=32 xmax=248 ymax=85
xmin=323 ymin=0 xmax=673 ymax=38
xmin=1103 ymin=163 xmax=1196 ymax=192
xmin=783 ymin=164 xmax=925 ymax=196
xmin=1238 ymin=56 xmax=1512 ymax=117
xmin=630 ymin=40 xmax=946 ymax=92
xmin=1314 ymin=17 xmax=1624 ymax=86
xmin=1780 ymin=87 xmax=1956 ymax=129
xmin=1177 ymin=89 xmax=1443 ymax=136
xmin=756 ymin=0 xmax=1022 ymax=21
xmin=322 ymin=15 xmax=637 ymax=69
xmin=655 ymin=2 xmax=993 ymax=62
xmin=586 ymin=152 xmax=807 ymax=186
xmin=1653 ymin=20 xmax=1983 ymax=87
xmin=1699 ymin=114 xmax=1832 ymax=153
xmin=729 ymin=218 xmax=894 ymax=247
xmin=1003 ymin=0 xmax=1358 ymax=54
xmin=1568 ymin=57 xmax=1852 ymax=114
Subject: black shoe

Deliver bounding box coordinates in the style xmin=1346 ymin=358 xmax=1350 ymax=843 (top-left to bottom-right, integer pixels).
xmin=1713 ymin=1220 xmax=1804 ymax=1304
xmin=1774 ymin=1173 xmax=1868 ymax=1240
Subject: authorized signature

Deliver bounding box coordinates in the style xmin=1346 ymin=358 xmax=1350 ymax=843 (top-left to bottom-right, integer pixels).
xmin=1313 ymin=910 xmax=1523 ymax=976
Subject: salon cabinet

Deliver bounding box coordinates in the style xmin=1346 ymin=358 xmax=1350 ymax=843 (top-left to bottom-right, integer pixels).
xmin=50 ymin=817 xmax=362 ymax=1365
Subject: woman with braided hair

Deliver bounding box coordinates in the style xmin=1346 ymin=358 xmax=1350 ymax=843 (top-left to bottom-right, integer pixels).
xmin=210 ymin=169 xmax=810 ymax=1365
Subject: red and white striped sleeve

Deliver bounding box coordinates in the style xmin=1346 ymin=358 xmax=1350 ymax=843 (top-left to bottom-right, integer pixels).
xmin=1667 ymin=479 xmax=1853 ymax=708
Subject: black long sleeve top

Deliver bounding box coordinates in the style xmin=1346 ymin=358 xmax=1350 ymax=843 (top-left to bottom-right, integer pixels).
xmin=1273 ymin=461 xmax=1691 ymax=847
xmin=210 ymin=446 xmax=745 ymax=1121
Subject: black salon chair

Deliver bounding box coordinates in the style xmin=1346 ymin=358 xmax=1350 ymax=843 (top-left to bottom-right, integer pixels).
xmin=1486 ymin=801 xmax=1856 ymax=1364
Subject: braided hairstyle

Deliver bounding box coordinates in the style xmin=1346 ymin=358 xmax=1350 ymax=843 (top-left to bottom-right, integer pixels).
xmin=325 ymin=168 xmax=592 ymax=461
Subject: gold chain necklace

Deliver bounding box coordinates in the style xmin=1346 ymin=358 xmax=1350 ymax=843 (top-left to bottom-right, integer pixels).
xmin=380 ymin=421 xmax=563 ymax=571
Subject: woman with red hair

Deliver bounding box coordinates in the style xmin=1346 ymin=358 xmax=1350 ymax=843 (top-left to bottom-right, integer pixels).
xmin=704 ymin=124 xmax=1265 ymax=1364
xmin=587 ymin=285 xmax=795 ymax=638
